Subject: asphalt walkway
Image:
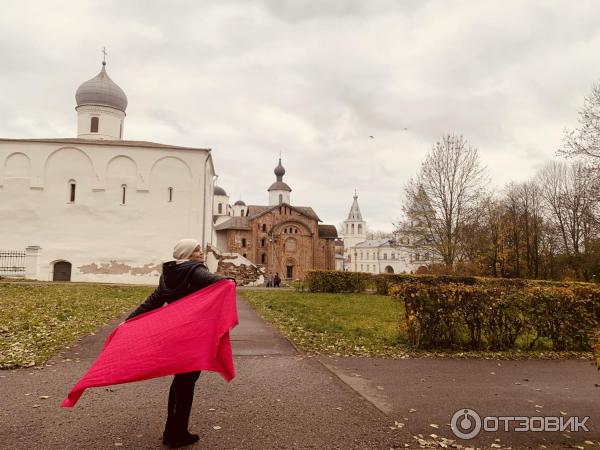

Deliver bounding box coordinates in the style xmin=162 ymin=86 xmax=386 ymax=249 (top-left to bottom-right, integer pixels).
xmin=1 ymin=296 xmax=598 ymax=449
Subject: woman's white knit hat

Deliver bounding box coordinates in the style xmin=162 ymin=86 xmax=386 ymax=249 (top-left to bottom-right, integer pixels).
xmin=173 ymin=238 xmax=201 ymax=262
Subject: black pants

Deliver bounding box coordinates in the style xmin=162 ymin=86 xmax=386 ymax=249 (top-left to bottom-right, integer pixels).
xmin=164 ymin=371 xmax=201 ymax=438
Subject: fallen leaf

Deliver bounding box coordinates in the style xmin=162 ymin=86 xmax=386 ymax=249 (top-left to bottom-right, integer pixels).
xmin=39 ymin=395 xmax=49 ymax=399
xmin=213 ymin=426 xmax=221 ymax=430
xmin=409 ymin=408 xmax=417 ymax=413
xmin=430 ymin=424 xmax=439 ymax=429
xmin=32 ymin=404 xmax=40 ymax=408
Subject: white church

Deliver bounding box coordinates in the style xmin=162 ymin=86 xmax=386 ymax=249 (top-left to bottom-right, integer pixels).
xmin=0 ymin=59 xmax=217 ymax=283
xmin=339 ymin=192 xmax=432 ymax=274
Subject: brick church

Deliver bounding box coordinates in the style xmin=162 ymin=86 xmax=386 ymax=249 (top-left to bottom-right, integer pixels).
xmin=213 ymin=159 xmax=337 ymax=280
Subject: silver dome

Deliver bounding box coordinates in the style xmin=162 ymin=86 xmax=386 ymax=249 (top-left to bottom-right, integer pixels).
xmin=75 ymin=63 xmax=128 ymax=112
xmin=214 ymin=185 xmax=228 ymax=196
xmin=234 ymin=200 xmax=246 ymax=206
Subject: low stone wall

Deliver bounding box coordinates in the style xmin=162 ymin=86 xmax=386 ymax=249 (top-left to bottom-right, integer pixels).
xmin=205 ymin=245 xmax=265 ymax=287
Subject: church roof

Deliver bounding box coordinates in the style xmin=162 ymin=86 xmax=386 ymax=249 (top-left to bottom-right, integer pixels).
xmin=76 ymin=63 xmax=128 ymax=112
xmin=214 ymin=217 xmax=251 ymax=231
xmin=233 ymin=200 xmax=246 ymax=206
xmin=354 ymin=239 xmax=394 ymax=248
xmin=267 ymin=181 xmax=292 ymax=192
xmin=247 ymin=204 xmax=321 ymax=221
xmin=318 ymin=225 xmax=338 ymax=239
xmin=347 ymin=192 xmax=363 ymax=221
xmin=0 ymin=138 xmax=210 ymax=152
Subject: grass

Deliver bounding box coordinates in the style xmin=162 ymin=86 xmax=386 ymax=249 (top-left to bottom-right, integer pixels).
xmin=239 ymin=290 xmax=409 ymax=357
xmin=0 ymin=282 xmax=153 ymax=369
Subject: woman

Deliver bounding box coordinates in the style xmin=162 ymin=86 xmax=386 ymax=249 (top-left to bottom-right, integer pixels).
xmin=126 ymin=239 xmax=230 ymax=448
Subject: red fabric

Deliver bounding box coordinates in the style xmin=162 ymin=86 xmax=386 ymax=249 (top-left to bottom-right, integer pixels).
xmin=62 ymin=279 xmax=238 ymax=408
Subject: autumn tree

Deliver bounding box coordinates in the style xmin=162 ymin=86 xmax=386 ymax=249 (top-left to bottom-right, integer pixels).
xmin=402 ymin=134 xmax=487 ymax=270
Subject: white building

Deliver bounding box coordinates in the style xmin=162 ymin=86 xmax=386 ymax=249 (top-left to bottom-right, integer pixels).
xmin=0 ymin=59 xmax=216 ymax=284
xmin=340 ymin=193 xmax=430 ymax=274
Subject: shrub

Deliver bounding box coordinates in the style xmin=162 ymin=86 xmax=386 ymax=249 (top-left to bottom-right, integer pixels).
xmin=306 ymin=270 xmax=372 ymax=293
xmin=392 ymin=283 xmax=600 ymax=351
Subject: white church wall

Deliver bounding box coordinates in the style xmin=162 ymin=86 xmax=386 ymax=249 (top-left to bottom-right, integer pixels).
xmin=0 ymin=140 xmax=214 ymax=284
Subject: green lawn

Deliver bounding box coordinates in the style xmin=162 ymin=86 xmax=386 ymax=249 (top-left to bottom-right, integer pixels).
xmin=239 ymin=290 xmax=409 ymax=357
xmin=0 ymin=282 xmax=153 ymax=369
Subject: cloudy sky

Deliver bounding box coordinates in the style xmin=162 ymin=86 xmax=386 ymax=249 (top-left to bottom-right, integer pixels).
xmin=2 ymin=0 xmax=600 ymax=231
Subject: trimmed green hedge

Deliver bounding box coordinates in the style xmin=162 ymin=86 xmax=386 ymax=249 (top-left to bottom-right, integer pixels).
xmin=374 ymin=273 xmax=589 ymax=296
xmin=305 ymin=270 xmax=372 ymax=293
xmin=393 ymin=283 xmax=600 ymax=351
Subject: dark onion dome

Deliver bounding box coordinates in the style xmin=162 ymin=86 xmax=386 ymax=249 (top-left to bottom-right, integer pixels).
xmin=234 ymin=200 xmax=246 ymax=206
xmin=268 ymin=180 xmax=292 ymax=192
xmin=274 ymin=158 xmax=285 ymax=179
xmin=214 ymin=185 xmax=227 ymax=196
xmin=75 ymin=62 xmax=128 ymax=112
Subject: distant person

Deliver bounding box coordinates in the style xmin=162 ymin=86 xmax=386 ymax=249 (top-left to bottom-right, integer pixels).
xmin=125 ymin=239 xmax=231 ymax=448
xmin=274 ymin=272 xmax=281 ymax=288
xmin=265 ymin=273 xmax=273 ymax=287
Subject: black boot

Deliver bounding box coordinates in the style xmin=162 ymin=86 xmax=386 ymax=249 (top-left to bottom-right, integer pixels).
xmin=166 ymin=432 xmax=200 ymax=448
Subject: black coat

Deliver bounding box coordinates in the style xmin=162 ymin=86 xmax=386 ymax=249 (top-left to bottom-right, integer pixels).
xmin=126 ymin=260 xmax=225 ymax=321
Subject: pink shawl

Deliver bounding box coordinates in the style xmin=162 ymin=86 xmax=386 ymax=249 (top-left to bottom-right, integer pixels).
xmin=62 ymin=279 xmax=238 ymax=407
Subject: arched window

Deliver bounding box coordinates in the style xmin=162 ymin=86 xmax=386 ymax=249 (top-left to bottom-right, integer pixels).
xmin=241 ymin=238 xmax=247 ymax=248
xmin=68 ymin=180 xmax=76 ymax=203
xmin=261 ymin=253 xmax=266 ymax=264
xmin=168 ymin=187 xmax=174 ymax=202
xmin=279 ymin=194 xmax=283 ymax=204
xmin=218 ymin=203 xmax=222 ymax=214
xmin=351 ymin=224 xmax=355 ymax=234
xmin=346 ymin=224 xmax=349 ymax=234
xmin=384 ymin=253 xmax=387 ymax=260
xmin=121 ymin=184 xmax=127 ymax=205
xmin=262 ymin=224 xmax=267 ymax=232
xmin=90 ymin=117 xmax=99 ymax=133
xmin=261 ymin=238 xmax=266 ymax=247
xmin=358 ymin=224 xmax=362 ymax=234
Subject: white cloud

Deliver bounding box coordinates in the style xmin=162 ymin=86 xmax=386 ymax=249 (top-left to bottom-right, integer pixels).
xmin=1 ymin=0 xmax=600 ymax=233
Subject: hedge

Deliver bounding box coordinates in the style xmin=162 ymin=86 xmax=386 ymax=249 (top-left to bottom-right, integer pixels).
xmin=305 ymin=270 xmax=373 ymax=293
xmin=392 ymin=283 xmax=600 ymax=351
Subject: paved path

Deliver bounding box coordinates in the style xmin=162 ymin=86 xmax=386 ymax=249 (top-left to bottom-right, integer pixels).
xmin=0 ymin=297 xmax=402 ymax=449
xmin=1 ymin=296 xmax=599 ymax=449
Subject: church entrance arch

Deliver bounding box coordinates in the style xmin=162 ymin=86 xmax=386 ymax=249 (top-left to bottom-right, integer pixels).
xmin=52 ymin=261 xmax=72 ymax=281
xmin=384 ymin=265 xmax=394 ymax=274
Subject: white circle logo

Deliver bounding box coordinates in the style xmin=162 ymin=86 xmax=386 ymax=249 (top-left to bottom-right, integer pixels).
xmin=451 ymin=408 xmax=482 ymax=439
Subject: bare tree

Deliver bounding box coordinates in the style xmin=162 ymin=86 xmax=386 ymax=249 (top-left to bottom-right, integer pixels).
xmin=402 ymin=134 xmax=487 ymax=269
xmin=537 ymin=161 xmax=598 ymax=277
xmin=560 ymin=82 xmax=600 ymax=163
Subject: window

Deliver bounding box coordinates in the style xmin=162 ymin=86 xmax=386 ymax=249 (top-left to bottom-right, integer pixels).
xmin=121 ymin=184 xmax=127 ymax=205
xmin=346 ymin=224 xmax=349 ymax=234
xmin=360 ymin=264 xmax=363 ymax=271
xmin=68 ymin=180 xmax=76 ymax=203
xmin=261 ymin=253 xmax=266 ymax=264
xmin=119 ymin=123 xmax=122 ymax=138
xmin=415 ymin=253 xmax=420 ymax=261
xmin=218 ymin=203 xmax=222 ymax=214
xmin=286 ymin=265 xmax=294 ymax=279
xmin=358 ymin=224 xmax=362 ymax=234
xmin=351 ymin=224 xmax=355 ymax=234
xmin=384 ymin=253 xmax=387 ymax=260
xmin=262 ymin=224 xmax=267 ymax=232
xmin=241 ymin=238 xmax=247 ymax=248
xmin=294 ymin=228 xmax=298 ymax=234
xmin=279 ymin=194 xmax=283 ymax=204
xmin=168 ymin=187 xmax=174 ymax=202
xmin=360 ymin=252 xmax=363 ymax=259
xmin=90 ymin=117 xmax=99 ymax=133
xmin=391 ymin=253 xmax=395 ymax=260
xmin=243 ymin=253 xmax=247 ymax=258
